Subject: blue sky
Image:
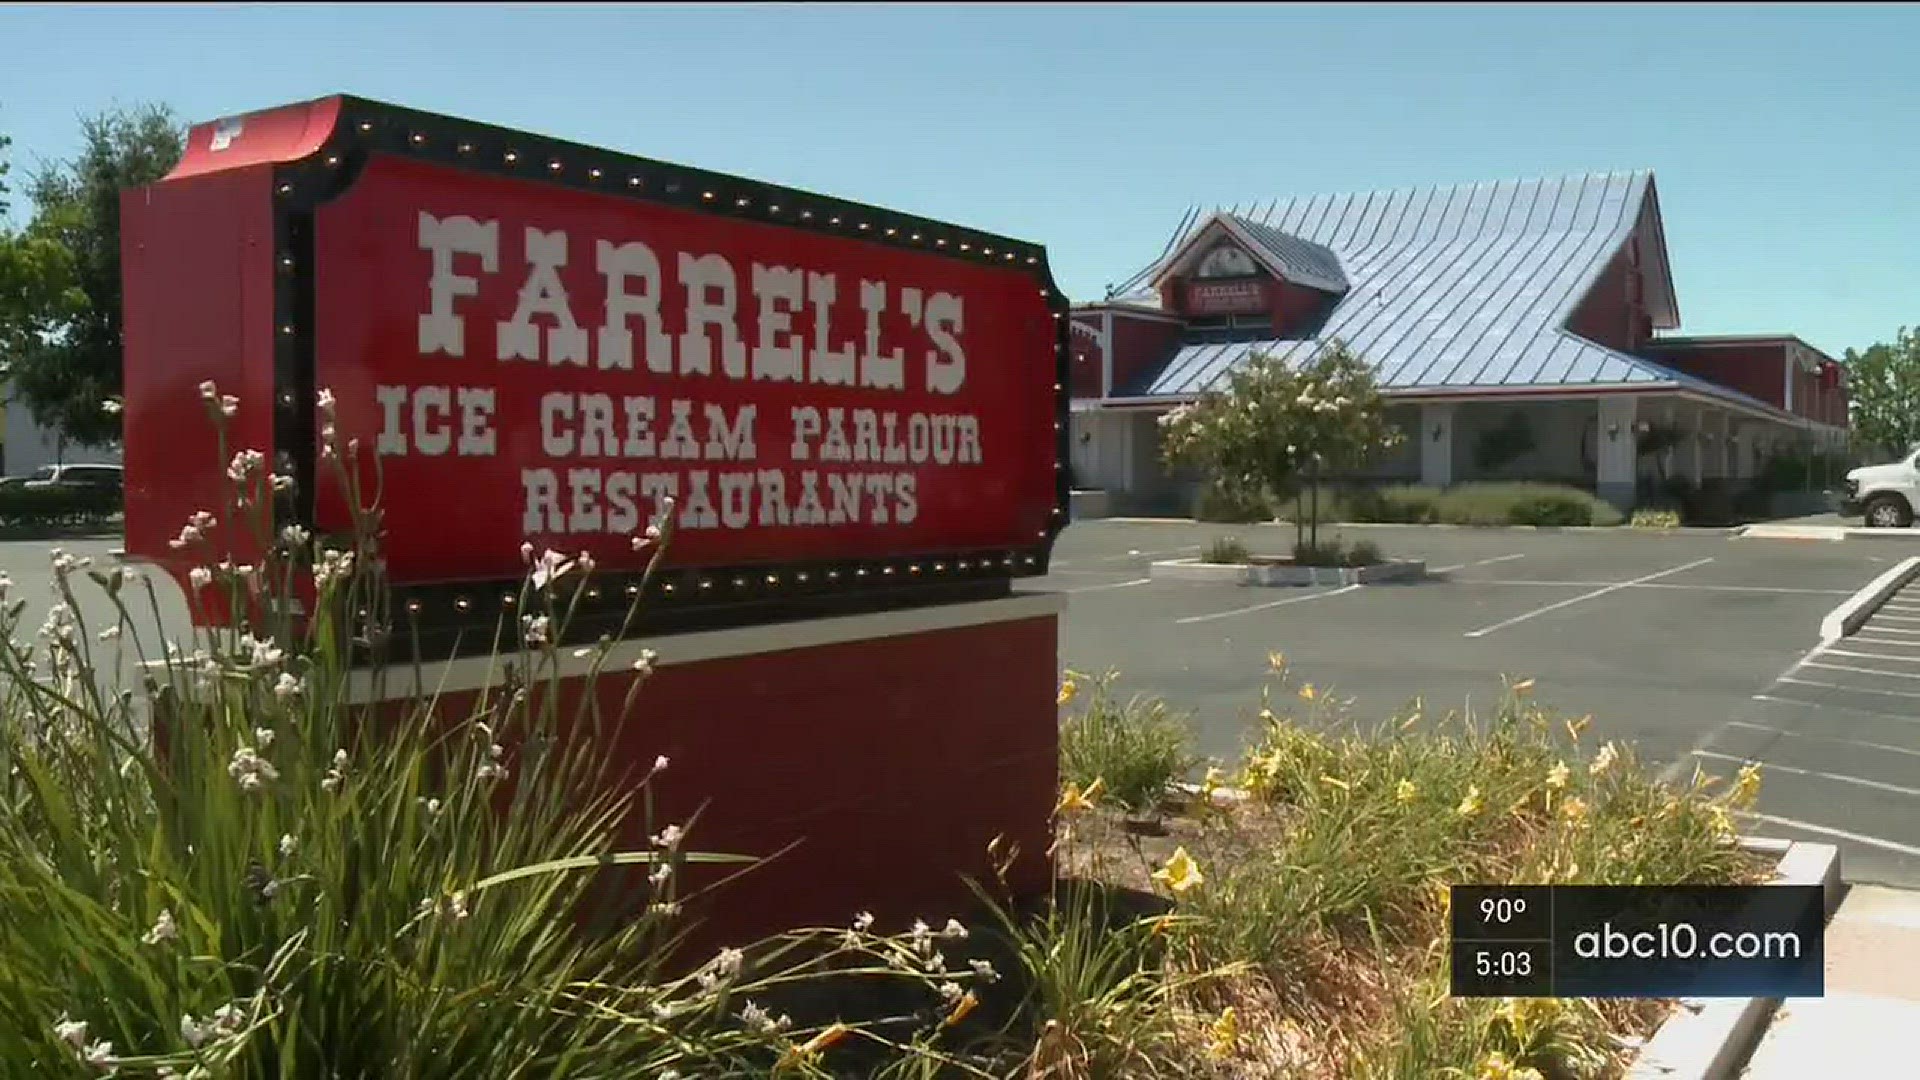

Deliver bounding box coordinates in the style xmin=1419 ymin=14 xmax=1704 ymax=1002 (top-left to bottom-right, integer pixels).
xmin=2 ymin=3 xmax=1914 ymax=358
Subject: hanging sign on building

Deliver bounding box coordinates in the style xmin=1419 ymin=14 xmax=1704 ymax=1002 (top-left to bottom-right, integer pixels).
xmin=121 ymin=95 xmax=1072 ymax=632
xmin=1183 ymin=278 xmax=1268 ymax=316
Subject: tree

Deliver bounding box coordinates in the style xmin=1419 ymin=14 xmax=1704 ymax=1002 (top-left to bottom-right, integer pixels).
xmin=0 ymin=103 xmax=183 ymax=447
xmin=1844 ymin=327 xmax=1920 ymax=460
xmin=1159 ymin=339 xmax=1402 ymax=551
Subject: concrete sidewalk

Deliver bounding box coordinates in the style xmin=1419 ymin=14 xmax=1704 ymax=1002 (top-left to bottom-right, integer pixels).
xmin=1739 ymin=885 xmax=1920 ymax=1076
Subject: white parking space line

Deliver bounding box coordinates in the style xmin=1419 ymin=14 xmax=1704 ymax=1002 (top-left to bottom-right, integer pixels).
xmin=1462 ymin=557 xmax=1716 ymax=639
xmin=1856 ymin=624 xmax=1920 ymax=636
xmin=1751 ymin=693 xmax=1920 ymax=725
xmin=1779 ymin=676 xmax=1920 ymax=700
xmin=1870 ymin=613 xmax=1920 ymax=624
xmin=1804 ymin=660 xmax=1920 ymax=681
xmin=1454 ymin=580 xmax=1850 ymax=596
xmin=1735 ymin=811 xmax=1920 ymax=858
xmin=1880 ymin=601 xmax=1920 ymax=611
xmin=1847 ymin=638 xmax=1920 ymax=650
xmin=1429 ymin=553 xmax=1528 ymax=575
xmin=1063 ymin=577 xmax=1151 ymax=594
xmin=1174 ymin=583 xmax=1363 ymax=626
xmin=1825 ymin=649 xmax=1920 ymax=664
xmin=1694 ymin=749 xmax=1920 ymax=800
xmin=1725 ymin=720 xmax=1920 ymax=761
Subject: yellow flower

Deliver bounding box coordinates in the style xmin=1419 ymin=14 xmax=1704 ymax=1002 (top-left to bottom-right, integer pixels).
xmin=1152 ymin=846 xmax=1205 ymax=894
xmin=1207 ymin=1007 xmax=1239 ymax=1059
xmin=1545 ymin=761 xmax=1570 ymax=790
xmin=1435 ymin=881 xmax=1452 ymax=917
xmin=1559 ymin=796 xmax=1589 ymax=828
xmin=1055 ymin=777 xmax=1103 ymax=815
xmin=1730 ymin=762 xmax=1763 ymax=809
xmin=1396 ymin=779 xmax=1418 ymax=804
xmin=1299 ymin=683 xmax=1318 ymax=702
xmin=1589 ymin=741 xmax=1619 ymax=777
xmin=1708 ymin=804 xmax=1737 ymax=840
xmin=1475 ymin=1049 xmax=1544 ymax=1080
xmin=1564 ymin=715 xmax=1591 ymax=742
xmin=942 ymin=991 xmax=978 ymax=1028
xmin=1267 ymin=650 xmax=1286 ymax=674
xmin=1456 ymin=785 xmax=1483 ymax=817
xmin=781 ymin=1022 xmax=851 ymax=1066
xmin=1056 ymin=676 xmax=1078 ymax=707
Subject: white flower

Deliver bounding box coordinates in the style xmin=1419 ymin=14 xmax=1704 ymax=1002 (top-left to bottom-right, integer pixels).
xmin=969 ymin=958 xmax=1000 ymax=983
xmin=189 ymin=510 xmax=216 ymax=530
xmin=316 ymin=388 xmax=336 ymax=413
xmin=254 ymin=727 xmax=275 ymax=748
xmin=280 ymin=524 xmax=310 ymax=547
xmin=97 ymin=625 xmax=121 ymax=642
xmin=227 ymin=747 xmax=278 ymax=792
xmin=633 ymin=648 xmax=658 ymax=675
xmin=142 ymin=908 xmax=178 ymax=945
xmin=740 ymin=1000 xmax=789 ymax=1034
xmin=269 ymin=473 xmax=294 ymax=492
xmin=227 ymin=449 xmax=265 ymax=483
xmin=909 ymin=918 xmax=934 ymax=954
xmin=652 ymin=824 xmax=684 ymax=849
xmin=649 ymin=862 xmax=672 ymax=887
xmin=273 ymin=672 xmax=303 ymax=700
xmin=477 ymin=761 xmax=508 ymax=782
xmin=422 ymin=797 xmax=442 ymax=816
xmin=853 ymin=911 xmax=875 ymax=932
xmin=1590 ymin=742 xmax=1620 ymax=776
xmin=198 ymin=380 xmax=218 ymax=401
xmin=651 ymin=754 xmax=670 ymax=774
xmin=55 ymin=1015 xmax=88 ymax=1048
xmin=529 ymin=549 xmax=575 ymax=590
xmin=188 ymin=567 xmax=213 ymax=590
xmin=520 ymin=541 xmax=536 ymax=564
xmin=219 ymin=394 xmax=240 ymax=418
xmin=332 ymin=749 xmax=349 ymax=769
xmin=578 ymin=550 xmax=596 ymax=575
xmin=937 ymin=980 xmax=965 ymax=1003
xmin=101 ymin=398 xmax=124 ymax=415
xmin=522 ymin=615 xmax=551 ymax=647
xmin=279 ymin=834 xmax=297 ymax=858
xmin=180 ymin=1012 xmax=211 ymax=1048
xmin=210 ymin=1001 xmax=245 ymax=1037
xmin=241 ymin=633 xmax=284 ymax=667
xmin=313 ymin=549 xmax=355 ymax=590
xmin=81 ymin=1039 xmax=116 ymax=1071
xmin=941 ymin=918 xmax=969 ymax=941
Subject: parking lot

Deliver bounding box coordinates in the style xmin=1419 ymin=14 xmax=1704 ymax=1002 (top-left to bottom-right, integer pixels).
xmin=5 ymin=522 xmax=1918 ymax=886
xmin=1040 ymin=519 xmax=1920 ymax=886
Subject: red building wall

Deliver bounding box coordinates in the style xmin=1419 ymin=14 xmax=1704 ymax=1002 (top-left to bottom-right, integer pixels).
xmin=1068 ymin=317 xmax=1103 ymax=398
xmin=1644 ymin=342 xmax=1788 ymax=410
xmin=1107 ymin=312 xmax=1185 ymax=397
xmin=1566 ymin=249 xmax=1646 ymax=355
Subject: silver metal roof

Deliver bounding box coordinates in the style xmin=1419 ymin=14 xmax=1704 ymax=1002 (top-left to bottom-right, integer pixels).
xmin=1110 ymin=171 xmax=1766 ymax=407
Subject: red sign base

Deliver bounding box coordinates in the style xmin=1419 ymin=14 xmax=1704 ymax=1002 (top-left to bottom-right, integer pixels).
xmin=352 ymin=593 xmax=1061 ymax=949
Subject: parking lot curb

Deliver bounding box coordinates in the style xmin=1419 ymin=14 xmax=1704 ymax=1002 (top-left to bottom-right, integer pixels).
xmin=1625 ymin=839 xmax=1841 ymax=1080
xmin=1818 ymin=555 xmax=1920 ymax=644
xmin=1104 ymin=518 xmax=1739 ymax=535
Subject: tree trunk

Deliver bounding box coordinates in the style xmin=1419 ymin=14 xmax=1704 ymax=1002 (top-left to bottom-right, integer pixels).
xmin=1309 ymin=459 xmax=1321 ymax=551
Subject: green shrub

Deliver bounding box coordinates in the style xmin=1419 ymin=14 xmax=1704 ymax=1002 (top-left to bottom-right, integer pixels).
xmin=0 ymin=484 xmax=122 ymax=530
xmin=1630 ymin=508 xmax=1681 ymax=529
xmin=1058 ymin=670 xmax=1194 ymax=813
xmin=1347 ymin=539 xmax=1384 ymax=566
xmin=1370 ymin=484 xmax=1442 ymax=524
xmin=1193 ymin=482 xmax=1272 ymax=524
xmin=1431 ymin=482 xmax=1620 ymax=527
xmin=1201 ymin=535 xmax=1250 ymax=564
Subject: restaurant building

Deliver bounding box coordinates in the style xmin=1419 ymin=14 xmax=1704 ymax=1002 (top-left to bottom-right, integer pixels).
xmin=1067 ymin=171 xmax=1849 ymax=514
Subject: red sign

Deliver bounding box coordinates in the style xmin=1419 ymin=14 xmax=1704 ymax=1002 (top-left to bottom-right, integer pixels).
xmin=314 ymin=156 xmax=1058 ymax=583
xmin=1183 ymin=278 xmax=1267 ymax=316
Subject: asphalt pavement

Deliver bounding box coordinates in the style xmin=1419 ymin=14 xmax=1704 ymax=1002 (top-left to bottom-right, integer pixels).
xmin=1038 ymin=520 xmax=1920 ymax=886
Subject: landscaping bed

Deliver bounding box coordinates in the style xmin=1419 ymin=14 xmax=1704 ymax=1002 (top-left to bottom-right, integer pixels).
xmin=1152 ymin=534 xmax=1426 ymax=587
xmin=1032 ymin=666 xmax=1773 ymax=1079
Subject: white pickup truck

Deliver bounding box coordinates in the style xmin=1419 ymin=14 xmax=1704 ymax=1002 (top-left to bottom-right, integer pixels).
xmin=1840 ymin=450 xmax=1920 ymax=528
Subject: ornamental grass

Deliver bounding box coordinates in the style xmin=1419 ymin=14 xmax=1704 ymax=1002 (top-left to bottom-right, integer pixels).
xmin=0 ymin=382 xmax=998 ymax=1078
